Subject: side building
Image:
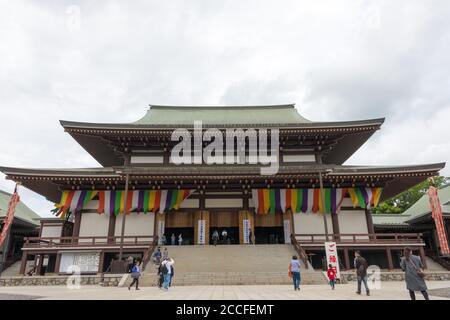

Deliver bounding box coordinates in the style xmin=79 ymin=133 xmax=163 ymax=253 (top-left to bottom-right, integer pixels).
xmin=0 ymin=190 xmax=40 ymax=274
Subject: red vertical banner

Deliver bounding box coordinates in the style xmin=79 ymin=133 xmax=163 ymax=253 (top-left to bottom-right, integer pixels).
xmin=427 ymin=185 xmax=450 ymax=255
xmin=0 ymin=185 xmax=20 ymax=248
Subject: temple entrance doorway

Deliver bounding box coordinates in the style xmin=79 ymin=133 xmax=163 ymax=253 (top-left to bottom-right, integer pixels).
xmin=254 ymin=226 xmax=285 ymax=244
xmin=164 ymin=227 xmax=194 ymax=245
xmin=165 ymin=211 xmax=195 ymax=245
xmin=254 ymin=211 xmax=285 ymax=244
xmin=209 ymin=211 xmax=239 ymax=244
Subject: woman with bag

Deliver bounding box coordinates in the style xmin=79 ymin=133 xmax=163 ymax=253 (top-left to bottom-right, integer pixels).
xmin=400 ymin=247 xmax=429 ymax=300
xmin=289 ymin=255 xmax=301 ymax=291
xmin=128 ymin=260 xmax=142 ymax=291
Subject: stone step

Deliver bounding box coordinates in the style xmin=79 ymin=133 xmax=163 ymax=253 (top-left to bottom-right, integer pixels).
xmin=137 ymin=272 xmax=326 ymax=286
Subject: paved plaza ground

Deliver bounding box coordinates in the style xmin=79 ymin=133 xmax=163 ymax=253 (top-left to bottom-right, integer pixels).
xmin=0 ymin=281 xmax=449 ymax=300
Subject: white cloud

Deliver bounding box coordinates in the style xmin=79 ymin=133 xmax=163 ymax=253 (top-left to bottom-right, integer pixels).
xmin=0 ymin=0 xmax=449 ymax=217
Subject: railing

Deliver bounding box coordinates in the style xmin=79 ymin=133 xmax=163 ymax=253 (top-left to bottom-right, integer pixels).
xmin=426 ymin=251 xmax=450 ymax=271
xmin=294 ymin=233 xmax=424 ymax=245
xmin=142 ymin=237 xmax=159 ymax=271
xmin=23 ymin=236 xmax=154 ymax=248
xmin=291 ymin=234 xmax=310 ymax=269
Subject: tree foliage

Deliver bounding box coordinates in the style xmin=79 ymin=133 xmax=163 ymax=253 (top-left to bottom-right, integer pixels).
xmin=372 ymin=176 xmax=449 ymax=214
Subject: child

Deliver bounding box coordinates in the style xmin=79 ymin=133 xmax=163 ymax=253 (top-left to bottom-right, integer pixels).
xmin=327 ymin=264 xmax=336 ymax=290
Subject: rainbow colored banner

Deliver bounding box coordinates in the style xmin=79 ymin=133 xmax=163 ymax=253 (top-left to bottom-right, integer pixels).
xmin=96 ymin=189 xmax=193 ymax=215
xmin=347 ymin=187 xmax=382 ymax=209
xmin=251 ymin=188 xmax=382 ymax=214
xmin=52 ymin=190 xmax=98 ymax=218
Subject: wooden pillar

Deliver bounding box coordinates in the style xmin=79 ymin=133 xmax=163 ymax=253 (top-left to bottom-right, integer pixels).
xmin=386 ymin=247 xmax=393 ymax=270
xmin=331 ymin=212 xmax=340 ymax=241
xmin=194 ymin=210 xmax=210 ymax=245
xmin=365 ymin=209 xmax=375 ymax=235
xmin=283 ymin=209 xmax=293 ymax=244
xmin=107 ymin=214 xmax=116 ymax=243
xmin=35 ymin=254 xmax=44 ymax=276
xmin=98 ymin=251 xmax=105 ymax=274
xmin=19 ymin=251 xmax=28 ymax=275
xmin=343 ymin=248 xmax=351 ymax=270
xmin=418 ymin=246 xmax=428 ymax=270
xmin=155 ymin=212 xmax=166 ymax=242
xmin=72 ymin=213 xmax=82 ymax=242
xmin=54 ymin=253 xmax=62 ymax=274
xmin=239 ymin=210 xmax=254 ymax=244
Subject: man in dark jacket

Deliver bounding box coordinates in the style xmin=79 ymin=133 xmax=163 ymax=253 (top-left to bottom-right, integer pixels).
xmin=354 ymin=250 xmax=370 ymax=296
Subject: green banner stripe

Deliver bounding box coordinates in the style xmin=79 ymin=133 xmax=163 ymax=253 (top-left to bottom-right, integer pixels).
xmin=296 ymin=189 xmax=303 ymax=212
xmin=269 ymin=189 xmax=276 ymax=214
xmin=143 ymin=190 xmax=150 ymax=213
xmin=355 ymin=188 xmax=366 ymax=209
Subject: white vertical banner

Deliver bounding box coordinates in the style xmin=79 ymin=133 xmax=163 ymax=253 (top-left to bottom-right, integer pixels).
xmin=283 ymin=219 xmax=291 ymax=244
xmin=198 ymin=220 xmax=206 ymax=245
xmin=325 ymin=242 xmax=341 ymax=279
xmin=243 ymin=219 xmax=251 ymax=244
xmin=158 ymin=220 xmax=165 ymax=245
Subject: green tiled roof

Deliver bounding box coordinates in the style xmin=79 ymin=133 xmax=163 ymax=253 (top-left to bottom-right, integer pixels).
xmin=134 ymin=105 xmax=312 ymax=125
xmin=402 ymin=185 xmax=450 ymax=222
xmin=372 ymin=214 xmax=410 ymax=225
xmin=373 ymin=185 xmax=450 ymax=225
xmin=0 ymin=190 xmax=40 ymax=226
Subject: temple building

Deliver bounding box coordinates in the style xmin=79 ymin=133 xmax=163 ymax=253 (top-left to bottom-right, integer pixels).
xmin=0 ymin=104 xmax=445 ymax=275
xmin=0 ymin=189 xmax=39 ymax=274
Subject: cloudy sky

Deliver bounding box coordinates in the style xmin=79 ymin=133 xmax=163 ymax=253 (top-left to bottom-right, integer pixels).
xmin=0 ymin=0 xmax=449 ymax=217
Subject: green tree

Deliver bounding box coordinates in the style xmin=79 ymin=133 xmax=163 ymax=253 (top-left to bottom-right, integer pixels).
xmin=372 ymin=176 xmax=449 ymax=214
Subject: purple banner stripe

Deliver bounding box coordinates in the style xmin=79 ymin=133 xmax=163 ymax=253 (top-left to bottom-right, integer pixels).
xmin=110 ymin=190 xmax=116 ymax=215
xmin=331 ymin=189 xmax=337 ymax=214
xmin=165 ymin=190 xmax=173 ymax=211
xmin=138 ymin=190 xmax=144 ymax=212
xmin=302 ymin=189 xmax=308 ymax=213
xmin=76 ymin=190 xmax=86 ymax=212
xmin=275 ymin=189 xmax=281 ymax=211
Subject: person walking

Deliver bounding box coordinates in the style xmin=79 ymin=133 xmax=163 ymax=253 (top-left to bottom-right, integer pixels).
xmin=156 ymin=260 xmax=164 ymax=288
xmin=400 ymin=247 xmax=429 ymax=300
xmin=178 ymin=234 xmax=183 ymax=245
xmin=354 ymin=250 xmax=370 ymax=296
xmin=171 ymin=233 xmax=176 ymax=246
xmin=126 ymin=256 xmax=134 ymax=273
xmin=212 ymin=230 xmax=219 ymax=246
xmin=161 ymin=234 xmax=167 ymax=246
xmin=128 ymin=260 xmax=141 ymax=290
xmin=289 ymin=255 xmax=301 ymax=291
xmin=161 ymin=258 xmax=175 ymax=291
xmin=248 ymin=228 xmax=253 ymax=245
xmin=163 ymin=247 xmax=169 ymax=260
xmin=153 ymin=247 xmax=162 ymax=264
xmin=327 ymin=264 xmax=336 ymax=290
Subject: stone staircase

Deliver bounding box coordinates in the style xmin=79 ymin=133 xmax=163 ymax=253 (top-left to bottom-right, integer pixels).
xmin=139 ymin=244 xmax=326 ymax=286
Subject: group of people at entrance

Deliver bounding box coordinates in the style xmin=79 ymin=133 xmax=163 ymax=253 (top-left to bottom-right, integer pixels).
xmin=289 ymin=247 xmax=429 ymax=300
xmin=159 ymin=234 xmax=183 ymax=246
xmin=211 ymin=229 xmax=231 ymax=245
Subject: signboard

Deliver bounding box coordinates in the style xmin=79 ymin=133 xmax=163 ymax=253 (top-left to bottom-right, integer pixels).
xmin=325 ymin=242 xmax=341 ymax=279
xmin=243 ymin=219 xmax=251 ymax=244
xmin=197 ymin=220 xmax=206 ymax=245
xmin=283 ymin=219 xmax=291 ymax=244
xmin=158 ymin=220 xmax=165 ymax=245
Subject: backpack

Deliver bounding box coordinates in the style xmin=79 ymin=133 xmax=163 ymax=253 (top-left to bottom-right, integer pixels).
xmin=160 ymin=263 xmax=169 ymax=275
